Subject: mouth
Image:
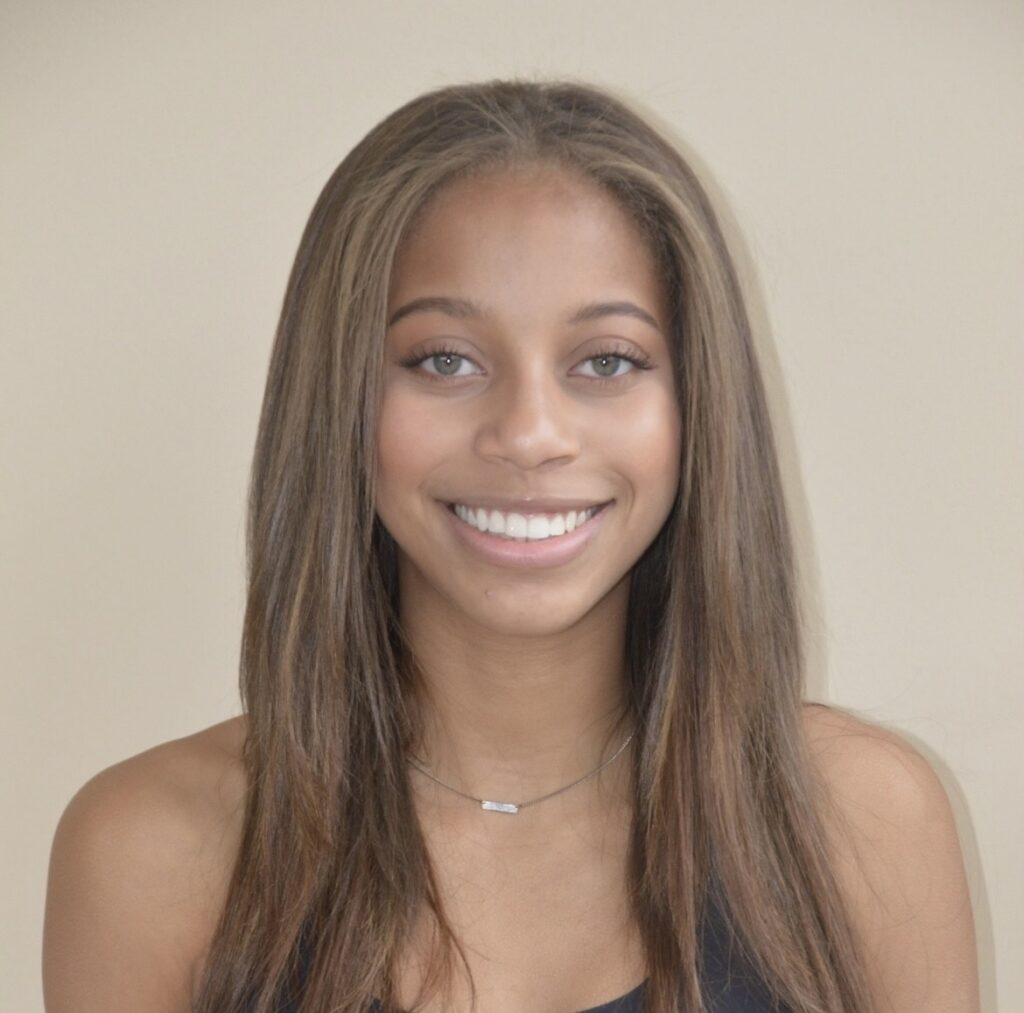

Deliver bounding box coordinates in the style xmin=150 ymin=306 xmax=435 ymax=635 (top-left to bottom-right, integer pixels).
xmin=443 ymin=500 xmax=613 ymax=543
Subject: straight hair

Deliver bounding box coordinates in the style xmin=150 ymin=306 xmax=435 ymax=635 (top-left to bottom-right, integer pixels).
xmin=193 ymin=77 xmax=874 ymax=1012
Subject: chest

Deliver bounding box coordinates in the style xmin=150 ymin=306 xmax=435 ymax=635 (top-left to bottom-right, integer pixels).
xmin=393 ymin=806 xmax=646 ymax=1012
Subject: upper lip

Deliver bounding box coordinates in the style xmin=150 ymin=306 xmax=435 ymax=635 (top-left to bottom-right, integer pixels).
xmin=443 ymin=496 xmax=613 ymax=514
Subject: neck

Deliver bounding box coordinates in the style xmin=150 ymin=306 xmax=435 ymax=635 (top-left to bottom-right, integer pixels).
xmin=397 ymin=565 xmax=636 ymax=818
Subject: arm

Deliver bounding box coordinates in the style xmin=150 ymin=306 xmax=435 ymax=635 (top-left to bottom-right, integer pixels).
xmin=42 ymin=738 xmax=234 ymax=1012
xmin=804 ymin=704 xmax=981 ymax=1013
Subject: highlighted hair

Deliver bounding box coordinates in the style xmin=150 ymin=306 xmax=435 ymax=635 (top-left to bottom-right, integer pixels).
xmin=194 ymin=78 xmax=873 ymax=1012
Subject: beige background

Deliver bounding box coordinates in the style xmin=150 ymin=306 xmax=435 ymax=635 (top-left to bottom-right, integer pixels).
xmin=3 ymin=2 xmax=1020 ymax=1010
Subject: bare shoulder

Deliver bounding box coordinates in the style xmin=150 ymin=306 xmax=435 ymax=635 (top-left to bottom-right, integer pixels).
xmin=800 ymin=701 xmax=944 ymax=813
xmin=43 ymin=715 xmax=249 ymax=1012
xmin=799 ymin=702 xmax=980 ymax=1012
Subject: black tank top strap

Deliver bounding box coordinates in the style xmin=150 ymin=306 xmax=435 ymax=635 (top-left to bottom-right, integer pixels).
xmin=699 ymin=879 xmax=792 ymax=1012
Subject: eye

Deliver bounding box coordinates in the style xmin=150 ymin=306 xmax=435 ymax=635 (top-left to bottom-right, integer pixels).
xmin=398 ymin=342 xmax=654 ymax=384
xmin=399 ymin=345 xmax=482 ymax=380
xmin=574 ymin=347 xmax=654 ymax=382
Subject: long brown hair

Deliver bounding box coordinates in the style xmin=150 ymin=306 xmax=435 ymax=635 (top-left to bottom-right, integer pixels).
xmin=193 ymin=78 xmax=874 ymax=1012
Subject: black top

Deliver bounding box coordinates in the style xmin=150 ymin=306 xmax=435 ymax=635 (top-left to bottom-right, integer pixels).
xmin=371 ymin=977 xmax=647 ymax=1013
xmin=269 ymin=884 xmax=788 ymax=1011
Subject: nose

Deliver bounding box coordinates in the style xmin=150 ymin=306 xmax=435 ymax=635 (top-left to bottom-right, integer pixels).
xmin=472 ymin=358 xmax=581 ymax=471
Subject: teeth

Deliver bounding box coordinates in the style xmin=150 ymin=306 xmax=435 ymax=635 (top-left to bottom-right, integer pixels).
xmin=526 ymin=516 xmax=548 ymax=539
xmin=452 ymin=503 xmax=602 ymax=541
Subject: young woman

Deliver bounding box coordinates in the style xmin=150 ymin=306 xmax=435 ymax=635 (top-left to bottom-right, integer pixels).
xmin=43 ymin=79 xmax=979 ymax=1012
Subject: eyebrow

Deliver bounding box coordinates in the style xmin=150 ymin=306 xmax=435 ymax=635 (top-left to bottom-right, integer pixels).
xmin=386 ymin=296 xmax=662 ymax=334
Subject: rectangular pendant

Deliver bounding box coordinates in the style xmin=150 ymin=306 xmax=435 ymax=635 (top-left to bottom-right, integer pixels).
xmin=481 ymin=800 xmax=519 ymax=814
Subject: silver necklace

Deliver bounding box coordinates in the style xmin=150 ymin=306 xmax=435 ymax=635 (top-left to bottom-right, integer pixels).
xmin=406 ymin=730 xmax=635 ymax=814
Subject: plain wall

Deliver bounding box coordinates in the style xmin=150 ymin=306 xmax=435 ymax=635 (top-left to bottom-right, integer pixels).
xmin=3 ymin=2 xmax=1020 ymax=1009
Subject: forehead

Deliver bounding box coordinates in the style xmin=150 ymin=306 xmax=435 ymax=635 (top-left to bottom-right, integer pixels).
xmin=389 ymin=165 xmax=666 ymax=324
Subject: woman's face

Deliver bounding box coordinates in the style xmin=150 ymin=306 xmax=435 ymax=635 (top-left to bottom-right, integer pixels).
xmin=376 ymin=164 xmax=681 ymax=637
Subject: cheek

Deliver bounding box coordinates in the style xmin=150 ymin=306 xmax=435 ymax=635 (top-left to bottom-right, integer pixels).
xmin=376 ymin=390 xmax=424 ymax=494
xmin=604 ymin=389 xmax=682 ymax=504
xmin=375 ymin=386 xmax=457 ymax=503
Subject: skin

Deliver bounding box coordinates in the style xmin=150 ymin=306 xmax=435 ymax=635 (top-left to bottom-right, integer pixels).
xmin=375 ymin=163 xmax=680 ymax=823
xmin=368 ymin=164 xmax=682 ymax=1005
xmin=41 ymin=164 xmax=980 ymax=1012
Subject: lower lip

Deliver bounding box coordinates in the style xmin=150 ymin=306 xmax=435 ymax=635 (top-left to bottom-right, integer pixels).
xmin=440 ymin=501 xmax=613 ymax=569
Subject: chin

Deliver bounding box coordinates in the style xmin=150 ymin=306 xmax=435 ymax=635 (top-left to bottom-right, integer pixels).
xmin=461 ymin=587 xmax=611 ymax=637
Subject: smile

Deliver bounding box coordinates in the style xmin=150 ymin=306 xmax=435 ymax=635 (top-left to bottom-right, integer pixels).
xmin=440 ymin=499 xmax=614 ymax=569
xmin=448 ymin=502 xmax=608 ymax=542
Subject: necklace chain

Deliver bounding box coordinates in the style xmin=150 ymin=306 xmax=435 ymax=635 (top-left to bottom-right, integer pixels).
xmin=406 ymin=730 xmax=635 ymax=814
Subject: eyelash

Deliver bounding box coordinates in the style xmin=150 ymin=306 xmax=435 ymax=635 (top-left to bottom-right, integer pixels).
xmin=398 ymin=343 xmax=654 ymax=385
